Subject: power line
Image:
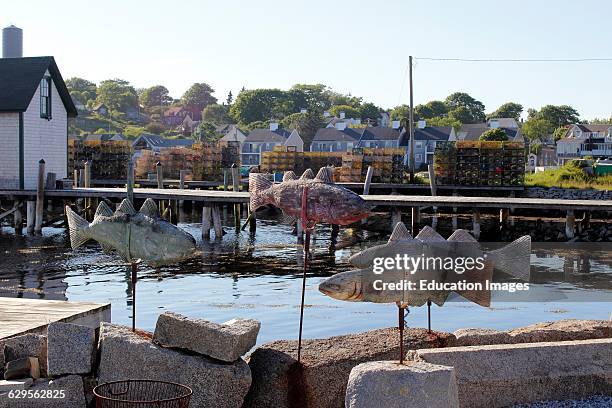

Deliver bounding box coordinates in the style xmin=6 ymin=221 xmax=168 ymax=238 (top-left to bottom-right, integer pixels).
xmin=415 ymin=57 xmax=612 ymax=62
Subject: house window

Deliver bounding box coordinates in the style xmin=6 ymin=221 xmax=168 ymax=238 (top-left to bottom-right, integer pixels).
xmin=415 ymin=154 xmax=423 ymax=162
xmin=40 ymin=77 xmax=52 ymax=119
xmin=415 ymin=142 xmax=423 ymax=149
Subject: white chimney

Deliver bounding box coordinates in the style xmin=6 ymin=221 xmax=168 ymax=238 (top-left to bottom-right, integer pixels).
xmin=335 ymin=122 xmax=347 ymax=131
xmin=417 ymin=120 xmax=426 ymax=129
xmin=300 ymin=108 xmax=307 ymax=114
xmin=2 ymin=25 xmax=23 ymax=58
xmin=392 ymin=120 xmax=400 ymax=129
xmin=270 ymin=122 xmax=279 ymax=131
xmin=339 ymin=111 xmax=346 ymax=119
xmin=323 ymin=111 xmax=330 ymax=118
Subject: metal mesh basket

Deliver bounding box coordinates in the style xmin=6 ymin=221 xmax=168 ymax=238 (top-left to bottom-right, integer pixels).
xmin=94 ymin=380 xmax=192 ymax=408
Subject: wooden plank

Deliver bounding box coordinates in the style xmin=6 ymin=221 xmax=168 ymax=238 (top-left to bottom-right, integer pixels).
xmin=0 ymin=298 xmax=110 ymax=340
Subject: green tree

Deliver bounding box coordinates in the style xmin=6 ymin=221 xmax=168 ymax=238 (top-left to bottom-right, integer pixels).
xmin=230 ymin=89 xmax=288 ymax=125
xmin=140 ymin=85 xmax=172 ymax=109
xmin=534 ymin=105 xmax=579 ymax=127
xmin=246 ymin=120 xmax=270 ymax=130
xmin=226 ymin=91 xmax=233 ymax=106
xmin=194 ymin=121 xmax=219 ymax=142
xmin=522 ymin=118 xmax=554 ymax=141
xmin=290 ymin=84 xmax=331 ymax=112
xmin=202 ymin=104 xmax=232 ymax=125
xmin=445 ymin=92 xmax=485 ymax=123
xmin=96 ymin=79 xmax=138 ymax=113
xmin=448 ymin=106 xmax=475 ymax=124
xmin=326 ymin=92 xmax=362 ymax=108
xmin=181 ymin=83 xmax=217 ymax=110
xmin=359 ymin=102 xmax=381 ymax=124
xmin=479 ymin=128 xmax=509 ymax=141
xmin=145 ymin=122 xmax=165 ymax=134
xmin=488 ymin=102 xmax=523 ymax=120
xmin=414 ymin=100 xmax=448 ymax=119
xmin=66 ymin=77 xmax=97 ymax=103
xmin=390 ymin=105 xmax=410 ymax=126
xmin=280 ymin=111 xmax=325 ymax=147
xmin=425 ymin=116 xmax=462 ymax=130
xmin=329 ymin=104 xmax=360 ymax=118
xmin=123 ymin=125 xmax=146 ymax=139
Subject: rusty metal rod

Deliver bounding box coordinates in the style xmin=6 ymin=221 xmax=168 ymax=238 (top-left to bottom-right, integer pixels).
xmin=297 ymin=186 xmax=310 ymax=363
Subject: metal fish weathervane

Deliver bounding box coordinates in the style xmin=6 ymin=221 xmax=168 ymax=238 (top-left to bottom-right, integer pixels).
xmin=249 ymin=168 xmax=371 ymax=226
xmin=65 ymin=198 xmax=197 ymax=267
xmin=319 ymin=223 xmax=531 ymax=307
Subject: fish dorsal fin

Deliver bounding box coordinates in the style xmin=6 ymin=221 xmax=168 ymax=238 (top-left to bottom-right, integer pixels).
xmin=139 ymin=198 xmax=160 ymax=218
xmin=115 ymin=199 xmax=136 ymax=216
xmin=448 ymin=229 xmax=477 ymax=242
xmin=283 ymin=171 xmax=298 ymax=182
xmin=416 ymin=226 xmax=446 ymax=242
xmin=94 ymin=201 xmax=113 ymax=219
xmin=388 ymin=222 xmax=412 ymax=242
xmin=314 ymin=167 xmax=333 ymax=183
xmin=300 ymin=169 xmax=314 ymax=180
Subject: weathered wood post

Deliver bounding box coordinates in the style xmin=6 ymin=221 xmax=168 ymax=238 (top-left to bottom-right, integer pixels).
xmin=127 ymin=158 xmax=134 ymax=205
xmin=156 ymin=161 xmax=166 ymax=216
xmin=428 ymin=164 xmax=438 ymax=230
xmin=363 ymin=166 xmax=373 ymax=195
xmin=13 ymin=201 xmax=22 ymax=235
xmin=84 ymin=161 xmax=91 ymax=219
xmin=500 ymin=208 xmax=509 ymax=231
xmin=392 ymin=208 xmax=402 ymax=231
xmin=231 ymin=165 xmax=241 ymax=232
xmin=178 ymin=170 xmax=187 ymax=209
xmin=472 ymin=209 xmax=481 ymax=240
xmin=73 ymin=169 xmax=79 ymax=188
xmin=565 ymin=209 xmax=575 ymax=239
xmin=223 ymin=168 xmax=229 ymax=219
xmin=410 ymin=207 xmax=420 ymax=236
xmin=202 ymin=206 xmax=212 ymax=239
xmin=581 ymin=211 xmax=591 ymax=233
xmin=34 ymin=159 xmax=45 ymax=234
xmin=45 ymin=172 xmax=56 ymax=212
xmin=212 ymin=205 xmax=223 ymax=239
xmin=452 ymin=190 xmax=458 ymax=230
xmin=26 ymin=200 xmax=35 ymax=234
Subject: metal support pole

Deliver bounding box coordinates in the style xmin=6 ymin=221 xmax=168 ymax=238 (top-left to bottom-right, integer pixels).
xmin=297 ymin=186 xmax=310 ymax=363
xmin=398 ymin=305 xmax=405 ymax=364
xmin=131 ymin=262 xmax=137 ymax=332
xmin=427 ymin=300 xmax=432 ymax=333
xmin=35 ymin=159 xmax=45 ymax=234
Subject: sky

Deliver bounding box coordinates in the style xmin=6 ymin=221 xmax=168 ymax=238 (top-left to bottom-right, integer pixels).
xmin=4 ymin=0 xmax=612 ymax=119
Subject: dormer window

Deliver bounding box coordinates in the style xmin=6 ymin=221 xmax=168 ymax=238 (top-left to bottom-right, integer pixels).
xmin=40 ymin=76 xmax=52 ymax=119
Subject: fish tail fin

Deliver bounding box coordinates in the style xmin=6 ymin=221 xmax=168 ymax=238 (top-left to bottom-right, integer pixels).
xmin=249 ymin=173 xmax=273 ymax=211
xmin=65 ymin=206 xmax=90 ymax=249
xmin=487 ymin=235 xmax=531 ymax=281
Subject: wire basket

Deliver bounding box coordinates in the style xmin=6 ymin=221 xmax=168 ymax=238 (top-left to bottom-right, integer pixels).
xmin=94 ymin=380 xmax=192 ymax=408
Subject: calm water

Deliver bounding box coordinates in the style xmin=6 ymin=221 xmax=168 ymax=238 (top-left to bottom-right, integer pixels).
xmin=1 ymin=216 xmax=611 ymax=345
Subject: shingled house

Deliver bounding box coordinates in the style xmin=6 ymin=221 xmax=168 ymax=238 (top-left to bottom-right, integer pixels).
xmin=0 ymin=56 xmax=77 ymax=189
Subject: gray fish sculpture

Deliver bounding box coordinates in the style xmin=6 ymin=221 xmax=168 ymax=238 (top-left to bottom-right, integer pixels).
xmin=249 ymin=168 xmax=371 ymax=226
xmin=65 ymin=198 xmax=197 ymax=267
xmin=319 ymin=223 xmax=531 ymax=307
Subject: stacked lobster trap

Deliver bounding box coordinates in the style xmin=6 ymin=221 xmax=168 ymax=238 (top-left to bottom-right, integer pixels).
xmin=434 ymin=141 xmax=525 ymax=186
xmin=69 ymin=139 xmax=133 ymax=180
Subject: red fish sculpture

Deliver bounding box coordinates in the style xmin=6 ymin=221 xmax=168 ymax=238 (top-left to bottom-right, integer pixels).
xmin=249 ymin=168 xmax=371 ymax=226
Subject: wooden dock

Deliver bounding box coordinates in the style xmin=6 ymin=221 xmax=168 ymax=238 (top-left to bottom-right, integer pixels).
xmin=0 ymin=298 xmax=111 ymax=340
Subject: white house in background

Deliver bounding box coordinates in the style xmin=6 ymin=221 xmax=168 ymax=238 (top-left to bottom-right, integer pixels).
xmin=487 ymin=117 xmax=519 ymax=129
xmin=556 ymin=124 xmax=612 ymax=164
xmin=217 ymin=124 xmax=247 ymax=149
xmin=311 ymin=122 xmax=364 ymax=152
xmin=241 ymin=123 xmax=303 ymax=166
xmin=0 ymin=56 xmax=77 ymax=189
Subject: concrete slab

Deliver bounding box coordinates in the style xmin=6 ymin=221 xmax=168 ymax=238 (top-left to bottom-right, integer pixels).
xmin=0 ymin=298 xmax=110 ymax=340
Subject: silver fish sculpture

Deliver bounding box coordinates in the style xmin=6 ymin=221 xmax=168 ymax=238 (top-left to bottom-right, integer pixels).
xmin=319 ymin=223 xmax=531 ymax=307
xmin=249 ymin=167 xmax=370 ymax=226
xmin=65 ymin=198 xmax=197 ymax=267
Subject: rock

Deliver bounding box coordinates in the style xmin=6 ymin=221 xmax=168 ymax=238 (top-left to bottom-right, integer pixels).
xmin=0 ymin=379 xmax=33 ymax=392
xmin=153 ymin=312 xmax=260 ymax=362
xmin=345 ymin=361 xmax=458 ymax=408
xmin=2 ymin=334 xmax=48 ymax=377
xmin=415 ymin=338 xmax=612 ymax=408
xmin=453 ymin=328 xmax=512 ymax=346
xmin=0 ymin=375 xmax=86 ymax=408
xmin=3 ymin=358 xmax=38 ymax=381
xmin=98 ymin=323 xmax=251 ymax=408
xmin=47 ymin=322 xmax=96 ymax=376
xmin=244 ymin=327 xmax=455 ymax=408
xmin=508 ymin=319 xmax=611 ymax=343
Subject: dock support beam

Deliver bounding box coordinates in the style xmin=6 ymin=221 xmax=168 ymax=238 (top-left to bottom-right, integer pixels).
xmin=202 ymin=206 xmax=211 ymax=239
xmin=26 ymin=201 xmax=35 ymax=234
xmin=178 ymin=170 xmax=187 ymax=209
xmin=428 ymin=164 xmax=438 ymax=230
xmin=565 ymin=210 xmax=575 ymax=239
xmin=452 ymin=190 xmax=458 ymax=231
xmin=13 ymin=202 xmax=22 ymax=235
xmin=472 ymin=210 xmax=481 ymax=240
xmin=231 ymin=166 xmax=241 ymax=232
xmin=392 ymin=207 xmax=402 ymax=232
xmin=411 ymin=207 xmax=420 ymax=236
xmin=34 ymin=159 xmax=45 ymax=235
xmin=156 ymin=162 xmax=165 ymax=216
xmin=212 ymin=205 xmax=223 ymax=239
xmin=500 ymin=208 xmax=509 ymax=231
xmin=84 ymin=161 xmax=91 ymax=220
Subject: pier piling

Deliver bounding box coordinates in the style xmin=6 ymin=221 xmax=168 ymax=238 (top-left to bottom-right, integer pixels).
xmin=212 ymin=206 xmax=223 ymax=239
xmin=231 ymin=166 xmax=241 ymax=232
xmin=472 ymin=210 xmax=481 ymax=240
xmin=34 ymin=159 xmax=45 ymax=234
xmin=26 ymin=200 xmax=35 ymax=234
xmin=202 ymin=206 xmax=212 ymax=239
xmin=13 ymin=201 xmax=22 ymax=235
xmin=565 ymin=210 xmax=575 ymax=239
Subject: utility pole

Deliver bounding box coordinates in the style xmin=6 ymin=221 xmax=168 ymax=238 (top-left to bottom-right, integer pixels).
xmin=408 ymin=55 xmax=415 ymax=182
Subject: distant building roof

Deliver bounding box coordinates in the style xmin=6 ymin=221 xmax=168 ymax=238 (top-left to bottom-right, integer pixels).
xmin=313 ymin=127 xmax=364 ymax=142
xmin=574 ymin=123 xmax=612 ymax=133
xmin=163 ymin=106 xmax=184 ymax=117
xmin=0 ymin=56 xmax=77 ymax=116
xmin=399 ymin=126 xmax=453 ymax=146
xmin=245 ymin=128 xmax=293 ymax=143
xmin=360 ymin=127 xmax=400 ymax=141
xmin=487 ymin=118 xmax=519 ymax=128
xmin=82 ymin=133 xmax=125 ymax=142
xmin=459 ymin=124 xmax=521 ymax=141
xmin=132 ymin=133 xmax=194 ymax=149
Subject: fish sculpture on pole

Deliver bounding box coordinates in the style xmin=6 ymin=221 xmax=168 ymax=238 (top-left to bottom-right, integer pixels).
xmin=319 ymin=223 xmax=531 ymax=363
xmin=250 ymin=167 xmax=371 ymax=362
xmin=65 ymin=198 xmax=198 ymax=267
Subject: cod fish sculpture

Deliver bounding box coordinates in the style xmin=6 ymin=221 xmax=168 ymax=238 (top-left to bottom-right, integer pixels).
xmin=319 ymin=223 xmax=531 ymax=307
xmin=65 ymin=198 xmax=197 ymax=267
xmin=249 ymin=167 xmax=371 ymax=226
